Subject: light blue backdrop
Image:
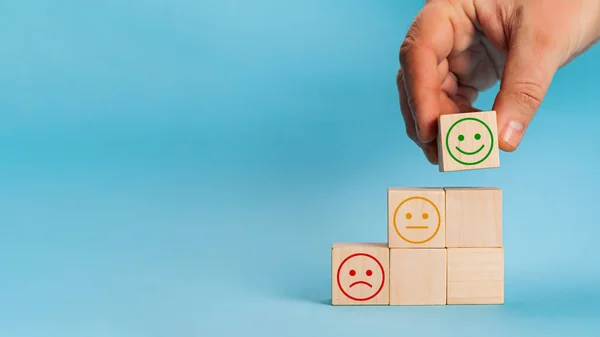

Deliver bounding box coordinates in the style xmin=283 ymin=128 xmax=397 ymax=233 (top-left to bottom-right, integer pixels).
xmin=1 ymin=0 xmax=599 ymax=336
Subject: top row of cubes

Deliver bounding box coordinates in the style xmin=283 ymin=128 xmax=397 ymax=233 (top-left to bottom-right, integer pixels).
xmin=387 ymin=187 xmax=502 ymax=248
xmin=438 ymin=110 xmax=500 ymax=172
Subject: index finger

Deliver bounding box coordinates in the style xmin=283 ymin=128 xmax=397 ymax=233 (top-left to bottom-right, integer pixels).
xmin=399 ymin=1 xmax=456 ymax=143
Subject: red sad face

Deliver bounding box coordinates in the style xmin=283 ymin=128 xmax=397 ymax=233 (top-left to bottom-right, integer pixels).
xmin=336 ymin=253 xmax=385 ymax=301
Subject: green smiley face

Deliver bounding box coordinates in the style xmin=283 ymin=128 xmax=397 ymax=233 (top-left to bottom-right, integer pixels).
xmin=445 ymin=117 xmax=494 ymax=165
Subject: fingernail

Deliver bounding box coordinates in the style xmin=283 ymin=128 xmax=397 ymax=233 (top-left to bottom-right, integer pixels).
xmin=500 ymin=120 xmax=525 ymax=149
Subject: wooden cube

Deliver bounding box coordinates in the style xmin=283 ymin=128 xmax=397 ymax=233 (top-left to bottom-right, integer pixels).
xmin=331 ymin=243 xmax=389 ymax=305
xmin=388 ymin=188 xmax=445 ymax=248
xmin=447 ymin=248 xmax=504 ymax=304
xmin=445 ymin=187 xmax=502 ymax=248
xmin=437 ymin=111 xmax=500 ymax=172
xmin=389 ymin=248 xmax=447 ymax=305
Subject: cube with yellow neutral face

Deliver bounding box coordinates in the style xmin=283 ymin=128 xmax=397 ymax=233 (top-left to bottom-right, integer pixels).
xmin=437 ymin=111 xmax=500 ymax=172
xmin=388 ymin=188 xmax=445 ymax=248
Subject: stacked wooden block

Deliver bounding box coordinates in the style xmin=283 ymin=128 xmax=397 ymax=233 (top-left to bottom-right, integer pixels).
xmin=331 ymin=111 xmax=504 ymax=306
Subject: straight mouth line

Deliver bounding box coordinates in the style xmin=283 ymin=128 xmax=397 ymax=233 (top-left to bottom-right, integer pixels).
xmin=456 ymin=144 xmax=485 ymax=155
xmin=349 ymin=281 xmax=372 ymax=288
xmin=405 ymin=226 xmax=429 ymax=229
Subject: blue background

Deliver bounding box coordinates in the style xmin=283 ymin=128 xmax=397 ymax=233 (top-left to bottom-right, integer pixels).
xmin=1 ymin=0 xmax=599 ymax=336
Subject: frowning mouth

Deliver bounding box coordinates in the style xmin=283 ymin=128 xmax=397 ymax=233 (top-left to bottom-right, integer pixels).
xmin=349 ymin=281 xmax=372 ymax=288
xmin=456 ymin=144 xmax=484 ymax=155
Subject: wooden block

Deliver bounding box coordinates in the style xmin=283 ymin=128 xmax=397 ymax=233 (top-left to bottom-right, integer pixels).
xmin=445 ymin=187 xmax=502 ymax=248
xmin=447 ymin=248 xmax=504 ymax=304
xmin=388 ymin=188 xmax=445 ymax=248
xmin=389 ymin=248 xmax=447 ymax=305
xmin=437 ymin=111 xmax=500 ymax=172
xmin=331 ymin=243 xmax=389 ymax=305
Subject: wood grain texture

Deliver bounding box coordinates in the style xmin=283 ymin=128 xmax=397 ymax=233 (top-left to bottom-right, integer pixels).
xmin=437 ymin=111 xmax=500 ymax=172
xmin=447 ymin=248 xmax=504 ymax=304
xmin=388 ymin=188 xmax=445 ymax=248
xmin=445 ymin=187 xmax=502 ymax=248
xmin=331 ymin=243 xmax=389 ymax=305
xmin=389 ymin=248 xmax=447 ymax=305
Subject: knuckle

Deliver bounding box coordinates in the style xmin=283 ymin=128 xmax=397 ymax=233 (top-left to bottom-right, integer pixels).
xmin=399 ymin=24 xmax=420 ymax=63
xmin=512 ymin=81 xmax=544 ymax=115
xmin=398 ymin=41 xmax=413 ymax=65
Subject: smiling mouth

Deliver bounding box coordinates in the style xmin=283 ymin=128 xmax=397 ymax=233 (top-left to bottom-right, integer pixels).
xmin=456 ymin=144 xmax=485 ymax=155
xmin=349 ymin=281 xmax=372 ymax=288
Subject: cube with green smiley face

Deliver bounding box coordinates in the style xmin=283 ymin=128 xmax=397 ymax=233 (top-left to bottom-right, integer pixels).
xmin=437 ymin=111 xmax=500 ymax=172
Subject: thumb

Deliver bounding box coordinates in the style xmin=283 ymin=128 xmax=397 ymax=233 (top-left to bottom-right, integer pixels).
xmin=492 ymin=27 xmax=560 ymax=152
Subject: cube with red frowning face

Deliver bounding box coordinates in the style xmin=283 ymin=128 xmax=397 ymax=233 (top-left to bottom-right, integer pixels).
xmin=331 ymin=243 xmax=389 ymax=305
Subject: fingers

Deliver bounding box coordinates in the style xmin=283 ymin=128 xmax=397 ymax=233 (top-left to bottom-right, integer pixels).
xmin=399 ymin=1 xmax=455 ymax=144
xmin=397 ymin=70 xmax=418 ymax=144
xmin=398 ymin=66 xmax=477 ymax=164
xmin=441 ymin=72 xmax=458 ymax=97
xmin=492 ymin=10 xmax=562 ymax=152
xmin=455 ymin=85 xmax=478 ymax=106
xmin=398 ymin=69 xmax=438 ymax=164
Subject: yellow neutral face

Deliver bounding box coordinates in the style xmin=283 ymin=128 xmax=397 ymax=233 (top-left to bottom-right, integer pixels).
xmin=393 ymin=196 xmax=441 ymax=244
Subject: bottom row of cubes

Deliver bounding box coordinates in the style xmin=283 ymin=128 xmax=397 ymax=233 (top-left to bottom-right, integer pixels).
xmin=331 ymin=243 xmax=504 ymax=305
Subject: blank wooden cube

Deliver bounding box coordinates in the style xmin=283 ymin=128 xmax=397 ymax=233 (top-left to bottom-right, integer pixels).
xmin=445 ymin=187 xmax=502 ymax=248
xmin=447 ymin=248 xmax=504 ymax=304
xmin=331 ymin=243 xmax=389 ymax=305
xmin=437 ymin=111 xmax=500 ymax=172
xmin=388 ymin=188 xmax=445 ymax=248
xmin=389 ymin=248 xmax=446 ymax=305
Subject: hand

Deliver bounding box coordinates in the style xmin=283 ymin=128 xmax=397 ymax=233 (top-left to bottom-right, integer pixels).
xmin=397 ymin=0 xmax=600 ymax=164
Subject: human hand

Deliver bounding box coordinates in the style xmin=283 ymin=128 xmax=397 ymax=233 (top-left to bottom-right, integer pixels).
xmin=397 ymin=0 xmax=600 ymax=164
